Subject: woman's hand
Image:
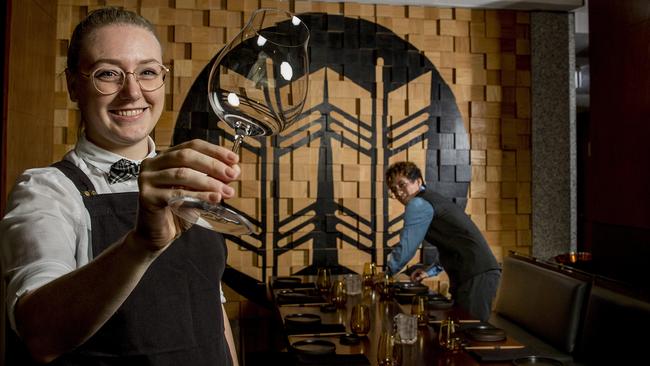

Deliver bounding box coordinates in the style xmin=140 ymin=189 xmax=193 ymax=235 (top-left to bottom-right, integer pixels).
xmin=134 ymin=139 xmax=240 ymax=252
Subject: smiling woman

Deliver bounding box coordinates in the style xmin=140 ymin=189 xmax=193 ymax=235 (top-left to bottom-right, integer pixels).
xmin=66 ymin=24 xmax=166 ymax=160
xmin=1 ymin=7 xmax=240 ymax=366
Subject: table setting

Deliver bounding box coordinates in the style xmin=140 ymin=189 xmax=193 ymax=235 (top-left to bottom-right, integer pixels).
xmin=269 ymin=267 xmax=565 ymax=366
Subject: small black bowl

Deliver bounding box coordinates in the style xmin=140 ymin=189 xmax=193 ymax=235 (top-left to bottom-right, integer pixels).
xmin=339 ymin=333 xmax=361 ymax=345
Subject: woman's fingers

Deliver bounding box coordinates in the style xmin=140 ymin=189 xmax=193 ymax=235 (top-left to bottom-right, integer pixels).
xmin=145 ymin=147 xmax=239 ymax=183
xmin=139 ymin=167 xmax=237 ymax=206
xmin=138 ymin=140 xmax=241 ymax=207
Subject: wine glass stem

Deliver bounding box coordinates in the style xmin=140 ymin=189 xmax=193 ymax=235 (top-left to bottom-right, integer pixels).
xmin=232 ymin=133 xmax=244 ymax=154
xmin=231 ymin=123 xmax=250 ymax=154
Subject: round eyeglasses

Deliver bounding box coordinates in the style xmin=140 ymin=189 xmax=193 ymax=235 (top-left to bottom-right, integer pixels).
xmin=79 ymin=63 xmax=169 ymax=95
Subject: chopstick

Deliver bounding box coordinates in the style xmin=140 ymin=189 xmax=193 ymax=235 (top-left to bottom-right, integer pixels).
xmin=464 ymin=345 xmax=525 ymax=350
xmin=429 ymin=319 xmax=482 ymax=324
xmin=290 ymin=332 xmax=348 ymax=337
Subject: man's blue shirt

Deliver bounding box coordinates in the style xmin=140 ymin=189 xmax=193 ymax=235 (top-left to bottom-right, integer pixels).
xmin=386 ymin=194 xmax=443 ymax=276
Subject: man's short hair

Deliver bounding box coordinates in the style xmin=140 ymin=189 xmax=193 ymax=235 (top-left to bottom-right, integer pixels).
xmin=385 ymin=161 xmax=423 ymax=187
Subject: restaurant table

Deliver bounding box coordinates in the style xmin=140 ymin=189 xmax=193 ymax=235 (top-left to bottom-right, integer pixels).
xmin=268 ymin=275 xmax=531 ymax=366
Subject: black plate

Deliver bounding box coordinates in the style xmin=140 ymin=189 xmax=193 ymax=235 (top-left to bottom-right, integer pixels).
xmin=277 ymin=291 xmax=326 ymax=305
xmin=340 ymin=333 xmax=361 ymax=345
xmin=466 ymin=328 xmax=506 ymax=342
xmin=276 ymin=276 xmax=301 ymax=283
xmin=285 ymin=313 xmax=322 ymax=326
xmin=393 ymin=282 xmax=429 ymax=294
xmin=320 ymin=303 xmax=337 ymax=313
xmin=273 ymin=276 xmax=302 ymax=288
xmin=512 ymin=356 xmax=564 ymax=366
xmin=291 ymin=339 xmax=336 ymax=355
xmin=458 ymin=322 xmax=493 ymax=331
xmin=428 ymin=298 xmax=454 ymax=310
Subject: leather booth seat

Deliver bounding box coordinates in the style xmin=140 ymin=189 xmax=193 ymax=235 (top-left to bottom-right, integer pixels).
xmin=574 ymin=280 xmax=650 ymax=364
xmin=489 ymin=254 xmax=590 ymax=362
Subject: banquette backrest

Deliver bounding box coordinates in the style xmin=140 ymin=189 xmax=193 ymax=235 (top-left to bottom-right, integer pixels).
xmin=575 ymin=279 xmax=650 ymax=364
xmin=494 ymin=254 xmax=590 ymax=354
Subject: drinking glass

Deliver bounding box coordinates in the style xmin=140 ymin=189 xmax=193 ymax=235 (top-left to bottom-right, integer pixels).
xmin=344 ymin=273 xmax=362 ymax=295
xmin=330 ymin=279 xmax=347 ymax=307
xmin=438 ymin=318 xmax=457 ymax=350
xmin=377 ymin=273 xmax=394 ymax=300
xmin=316 ymin=267 xmax=332 ymax=295
xmin=350 ymin=304 xmax=371 ymax=336
xmin=169 ymin=8 xmax=310 ymax=235
xmin=411 ymin=295 xmax=429 ymax=327
xmin=393 ymin=313 xmax=417 ymax=345
xmin=362 ymin=262 xmax=377 ymax=287
xmin=377 ymin=331 xmax=401 ymax=366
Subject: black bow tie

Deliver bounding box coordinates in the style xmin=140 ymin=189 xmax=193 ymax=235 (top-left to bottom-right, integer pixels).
xmin=107 ymin=158 xmax=140 ymax=184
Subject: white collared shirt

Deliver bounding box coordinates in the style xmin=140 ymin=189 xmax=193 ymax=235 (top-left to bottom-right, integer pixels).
xmin=0 ymin=135 xmax=224 ymax=333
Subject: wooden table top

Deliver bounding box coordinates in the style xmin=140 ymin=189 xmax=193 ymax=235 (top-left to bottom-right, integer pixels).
xmin=269 ymin=275 xmax=526 ymax=366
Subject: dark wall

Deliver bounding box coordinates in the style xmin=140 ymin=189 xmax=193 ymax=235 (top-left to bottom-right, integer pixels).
xmin=586 ymin=0 xmax=650 ymax=285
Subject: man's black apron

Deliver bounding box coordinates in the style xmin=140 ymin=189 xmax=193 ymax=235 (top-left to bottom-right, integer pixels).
xmin=7 ymin=160 xmax=232 ymax=365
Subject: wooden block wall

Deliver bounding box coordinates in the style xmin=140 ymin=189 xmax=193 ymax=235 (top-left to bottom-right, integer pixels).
xmin=53 ymin=0 xmax=532 ymax=282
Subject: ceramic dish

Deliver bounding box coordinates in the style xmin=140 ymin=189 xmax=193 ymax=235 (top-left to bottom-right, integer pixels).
xmin=466 ymin=327 xmax=507 ymax=342
xmin=285 ymin=313 xmax=322 ymax=326
xmin=393 ymin=281 xmax=429 ymax=294
xmin=291 ymin=339 xmax=336 ymax=355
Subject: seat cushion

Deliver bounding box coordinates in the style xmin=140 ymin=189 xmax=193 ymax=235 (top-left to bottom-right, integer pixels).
xmin=489 ymin=313 xmax=574 ymax=363
xmin=494 ymin=256 xmax=588 ymax=353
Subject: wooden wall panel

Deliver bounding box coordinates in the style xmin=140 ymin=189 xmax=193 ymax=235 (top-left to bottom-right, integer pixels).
xmin=4 ymin=0 xmax=57 ymax=204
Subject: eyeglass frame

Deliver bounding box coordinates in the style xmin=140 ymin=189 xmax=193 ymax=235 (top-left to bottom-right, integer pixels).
xmin=78 ymin=63 xmax=170 ymax=95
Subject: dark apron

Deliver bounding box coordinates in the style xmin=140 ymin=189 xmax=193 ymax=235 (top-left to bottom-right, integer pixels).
xmin=6 ymin=160 xmax=232 ymax=366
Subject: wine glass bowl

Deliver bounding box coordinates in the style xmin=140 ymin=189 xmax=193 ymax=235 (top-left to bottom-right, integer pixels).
xmin=330 ymin=279 xmax=347 ymax=307
xmin=316 ymin=267 xmax=332 ymax=295
xmin=170 ymin=8 xmax=310 ymax=235
xmin=350 ymin=304 xmax=371 ymax=337
xmin=208 ymin=8 xmax=310 ymax=151
xmin=377 ymin=331 xmax=402 ymax=366
xmin=411 ymin=295 xmax=429 ymax=327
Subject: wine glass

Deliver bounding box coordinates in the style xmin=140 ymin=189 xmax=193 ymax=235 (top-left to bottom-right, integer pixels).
xmin=411 ymin=295 xmax=428 ymax=327
xmin=350 ymin=304 xmax=371 ymax=337
xmin=377 ymin=331 xmax=402 ymax=366
xmin=362 ymin=262 xmax=377 ymax=287
xmin=316 ymin=267 xmax=332 ymax=295
xmin=330 ymin=279 xmax=347 ymax=308
xmin=169 ymin=8 xmax=310 ymax=235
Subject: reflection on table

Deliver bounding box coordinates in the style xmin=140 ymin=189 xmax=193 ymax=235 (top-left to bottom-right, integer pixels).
xmin=269 ymin=274 xmax=529 ymax=366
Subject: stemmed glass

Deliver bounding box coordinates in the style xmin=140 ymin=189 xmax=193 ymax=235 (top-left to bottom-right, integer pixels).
xmin=316 ymin=267 xmax=332 ymax=295
xmin=377 ymin=331 xmax=402 ymax=366
xmin=350 ymin=304 xmax=371 ymax=337
xmin=169 ymin=8 xmax=310 ymax=235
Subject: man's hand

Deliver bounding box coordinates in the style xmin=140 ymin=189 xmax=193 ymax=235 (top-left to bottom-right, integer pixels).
xmin=410 ymin=268 xmax=429 ymax=283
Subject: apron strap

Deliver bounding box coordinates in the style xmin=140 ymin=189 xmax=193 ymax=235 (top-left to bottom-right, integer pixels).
xmin=51 ymin=160 xmax=97 ymax=196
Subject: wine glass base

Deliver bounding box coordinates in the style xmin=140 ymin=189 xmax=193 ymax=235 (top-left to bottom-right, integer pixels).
xmin=169 ymin=196 xmax=254 ymax=235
